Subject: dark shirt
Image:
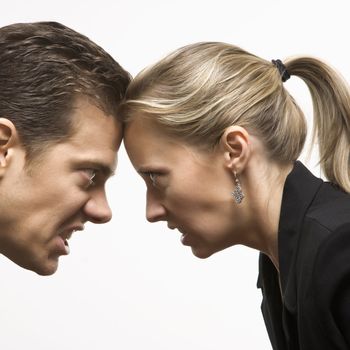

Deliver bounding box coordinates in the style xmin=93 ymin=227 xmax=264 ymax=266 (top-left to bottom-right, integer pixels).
xmin=257 ymin=161 xmax=350 ymax=349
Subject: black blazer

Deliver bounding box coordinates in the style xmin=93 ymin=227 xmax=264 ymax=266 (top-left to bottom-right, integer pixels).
xmin=257 ymin=161 xmax=350 ymax=350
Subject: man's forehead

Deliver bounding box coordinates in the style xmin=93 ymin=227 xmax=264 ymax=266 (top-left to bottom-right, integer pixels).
xmin=68 ymin=104 xmax=122 ymax=149
xmin=71 ymin=97 xmax=122 ymax=132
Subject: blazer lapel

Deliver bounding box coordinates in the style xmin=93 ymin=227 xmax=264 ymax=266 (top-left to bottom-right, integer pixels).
xmin=258 ymin=161 xmax=323 ymax=349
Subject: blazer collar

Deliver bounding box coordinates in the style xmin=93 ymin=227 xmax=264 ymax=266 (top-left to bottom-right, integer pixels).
xmin=278 ymin=161 xmax=323 ymax=309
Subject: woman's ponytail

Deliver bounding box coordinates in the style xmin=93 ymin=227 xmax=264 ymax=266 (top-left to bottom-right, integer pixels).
xmin=285 ymin=57 xmax=350 ymax=192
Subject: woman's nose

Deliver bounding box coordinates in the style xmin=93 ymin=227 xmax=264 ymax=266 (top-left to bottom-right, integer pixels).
xmin=146 ymin=191 xmax=166 ymax=223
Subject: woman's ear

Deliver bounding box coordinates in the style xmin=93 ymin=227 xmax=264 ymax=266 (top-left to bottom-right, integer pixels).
xmin=0 ymin=118 xmax=18 ymax=169
xmin=219 ymin=125 xmax=250 ymax=173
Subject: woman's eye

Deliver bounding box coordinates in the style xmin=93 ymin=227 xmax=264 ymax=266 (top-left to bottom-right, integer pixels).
xmin=142 ymin=171 xmax=159 ymax=187
xmin=140 ymin=171 xmax=163 ymax=187
xmin=149 ymin=172 xmax=157 ymax=185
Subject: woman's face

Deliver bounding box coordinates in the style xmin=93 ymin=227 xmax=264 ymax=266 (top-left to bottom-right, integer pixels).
xmin=124 ymin=117 xmax=244 ymax=258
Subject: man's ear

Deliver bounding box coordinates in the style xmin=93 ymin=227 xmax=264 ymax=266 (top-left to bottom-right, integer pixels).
xmin=219 ymin=125 xmax=250 ymax=173
xmin=0 ymin=118 xmax=19 ymax=169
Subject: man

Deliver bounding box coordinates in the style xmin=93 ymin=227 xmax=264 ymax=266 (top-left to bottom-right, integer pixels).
xmin=0 ymin=21 xmax=131 ymax=275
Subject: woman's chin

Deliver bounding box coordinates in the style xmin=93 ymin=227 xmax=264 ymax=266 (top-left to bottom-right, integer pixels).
xmin=190 ymin=246 xmax=214 ymax=259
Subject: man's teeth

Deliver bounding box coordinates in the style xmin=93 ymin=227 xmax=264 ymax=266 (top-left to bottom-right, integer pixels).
xmin=64 ymin=239 xmax=70 ymax=254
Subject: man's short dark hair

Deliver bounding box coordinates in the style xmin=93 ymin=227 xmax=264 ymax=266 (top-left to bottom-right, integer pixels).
xmin=0 ymin=21 xmax=131 ymax=157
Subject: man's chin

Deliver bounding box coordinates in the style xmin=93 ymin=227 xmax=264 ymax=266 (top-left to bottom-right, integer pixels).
xmin=35 ymin=260 xmax=59 ymax=276
xmin=35 ymin=264 xmax=58 ymax=276
xmin=19 ymin=257 xmax=59 ymax=276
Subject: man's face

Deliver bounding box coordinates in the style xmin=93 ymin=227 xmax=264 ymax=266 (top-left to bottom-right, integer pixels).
xmin=0 ymin=98 xmax=121 ymax=275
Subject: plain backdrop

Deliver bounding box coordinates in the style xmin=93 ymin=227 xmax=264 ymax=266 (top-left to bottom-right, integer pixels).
xmin=1 ymin=1 xmax=349 ymax=349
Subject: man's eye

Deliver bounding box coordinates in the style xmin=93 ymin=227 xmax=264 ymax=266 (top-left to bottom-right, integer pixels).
xmin=83 ymin=169 xmax=97 ymax=188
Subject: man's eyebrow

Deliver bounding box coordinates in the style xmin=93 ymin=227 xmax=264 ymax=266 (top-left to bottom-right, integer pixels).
xmin=82 ymin=160 xmax=116 ymax=178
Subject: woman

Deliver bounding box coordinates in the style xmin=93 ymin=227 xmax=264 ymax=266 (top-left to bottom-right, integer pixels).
xmin=120 ymin=42 xmax=350 ymax=349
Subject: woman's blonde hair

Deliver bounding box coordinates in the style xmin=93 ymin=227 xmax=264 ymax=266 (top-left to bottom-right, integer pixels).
xmin=120 ymin=42 xmax=350 ymax=193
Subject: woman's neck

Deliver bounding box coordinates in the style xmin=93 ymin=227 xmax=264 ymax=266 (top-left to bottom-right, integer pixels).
xmin=239 ymin=158 xmax=294 ymax=271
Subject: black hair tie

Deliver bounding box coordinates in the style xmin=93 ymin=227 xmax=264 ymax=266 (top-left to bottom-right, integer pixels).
xmin=271 ymin=59 xmax=290 ymax=82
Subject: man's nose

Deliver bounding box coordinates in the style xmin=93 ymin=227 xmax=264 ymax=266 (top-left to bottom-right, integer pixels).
xmin=84 ymin=191 xmax=112 ymax=224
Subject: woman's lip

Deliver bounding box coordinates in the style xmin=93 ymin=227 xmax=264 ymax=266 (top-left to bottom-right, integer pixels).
xmin=166 ymin=225 xmax=190 ymax=244
xmin=180 ymin=233 xmax=191 ymax=246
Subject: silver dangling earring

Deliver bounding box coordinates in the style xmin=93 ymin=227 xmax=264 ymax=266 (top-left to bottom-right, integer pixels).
xmin=232 ymin=171 xmax=244 ymax=204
